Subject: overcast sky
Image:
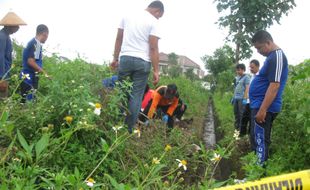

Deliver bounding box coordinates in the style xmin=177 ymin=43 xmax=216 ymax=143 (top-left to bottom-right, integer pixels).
xmin=1 ymin=0 xmax=309 ymax=72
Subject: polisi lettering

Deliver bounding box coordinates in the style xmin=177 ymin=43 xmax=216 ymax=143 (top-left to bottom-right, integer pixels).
xmin=234 ymin=178 xmax=303 ymax=190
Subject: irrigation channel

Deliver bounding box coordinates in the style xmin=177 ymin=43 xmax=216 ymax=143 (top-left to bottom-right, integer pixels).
xmin=203 ymin=98 xmax=232 ymax=180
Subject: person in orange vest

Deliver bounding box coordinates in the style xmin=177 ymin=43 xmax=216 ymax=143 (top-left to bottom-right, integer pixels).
xmin=141 ymin=83 xmax=179 ymax=129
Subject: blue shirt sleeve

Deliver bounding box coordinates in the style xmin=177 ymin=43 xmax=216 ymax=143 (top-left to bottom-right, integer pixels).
xmin=28 ymin=43 xmax=35 ymax=59
xmin=267 ymin=50 xmax=285 ymax=83
xmin=0 ymin=33 xmax=6 ymax=77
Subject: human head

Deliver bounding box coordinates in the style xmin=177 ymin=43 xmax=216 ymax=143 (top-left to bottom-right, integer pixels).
xmin=0 ymin=11 xmax=26 ymax=34
xmin=164 ymin=84 xmax=177 ymax=99
xmin=36 ymin=24 xmax=49 ymax=43
xmin=147 ymin=1 xmax=164 ymax=19
xmin=235 ymin=63 xmax=246 ymax=76
xmin=249 ymin=59 xmax=260 ymax=74
xmin=251 ymin=30 xmax=276 ymax=57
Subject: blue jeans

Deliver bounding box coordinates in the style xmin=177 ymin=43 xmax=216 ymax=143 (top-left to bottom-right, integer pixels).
xmin=118 ymin=56 xmax=151 ymax=133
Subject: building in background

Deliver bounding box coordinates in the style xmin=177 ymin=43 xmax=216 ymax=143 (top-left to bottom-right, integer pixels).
xmin=159 ymin=52 xmax=204 ymax=78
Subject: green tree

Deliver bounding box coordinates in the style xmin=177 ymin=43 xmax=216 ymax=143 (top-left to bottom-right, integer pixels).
xmin=202 ymin=45 xmax=235 ymax=92
xmin=168 ymin=52 xmax=178 ymax=65
xmin=167 ymin=52 xmax=182 ymax=78
xmin=168 ymin=65 xmax=183 ymax=78
xmin=184 ymin=68 xmax=198 ymax=81
xmin=215 ymin=0 xmax=296 ymax=63
xmin=202 ymin=45 xmax=234 ymax=77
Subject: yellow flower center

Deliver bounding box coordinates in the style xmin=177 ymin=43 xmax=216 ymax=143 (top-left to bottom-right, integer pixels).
xmin=87 ymin=178 xmax=95 ymax=183
xmin=181 ymin=160 xmax=187 ymax=166
xmin=95 ymin=103 xmax=102 ymax=109
xmin=165 ymin=144 xmax=172 ymax=152
xmin=65 ymin=116 xmax=73 ymax=123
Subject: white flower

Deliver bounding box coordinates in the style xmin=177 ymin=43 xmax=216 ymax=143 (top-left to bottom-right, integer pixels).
xmin=210 ymin=153 xmax=221 ymax=163
xmin=85 ymin=178 xmax=95 ymax=187
xmin=89 ymin=102 xmax=102 ymax=116
xmin=152 ymin=157 xmax=160 ymax=165
xmin=21 ymin=72 xmax=30 ymax=80
xmin=71 ymin=80 xmax=75 ymax=83
xmin=233 ymin=130 xmax=240 ymax=140
xmin=112 ymin=125 xmax=123 ymax=133
xmin=176 ymin=159 xmax=187 ymax=171
xmin=133 ymin=129 xmax=141 ymax=138
xmin=94 ymin=108 xmax=101 ymax=115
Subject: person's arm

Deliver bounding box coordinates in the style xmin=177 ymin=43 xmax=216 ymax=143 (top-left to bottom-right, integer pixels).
xmin=111 ymin=28 xmax=123 ymax=70
xmin=167 ymin=98 xmax=179 ymax=116
xmin=149 ymin=35 xmax=159 ymax=86
xmin=27 ymin=57 xmax=50 ymax=78
xmin=244 ymin=85 xmax=249 ymax=99
xmin=256 ymin=82 xmax=280 ymax=123
xmin=0 ymin=34 xmax=6 ymax=78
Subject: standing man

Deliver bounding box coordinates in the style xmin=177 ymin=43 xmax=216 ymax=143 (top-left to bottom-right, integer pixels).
xmin=233 ymin=64 xmax=250 ymax=131
xmin=0 ymin=12 xmax=26 ymax=99
xmin=240 ymin=59 xmax=260 ymax=137
xmin=250 ymin=30 xmax=288 ymax=163
xmin=111 ymin=1 xmax=164 ymax=133
xmin=20 ymin=24 xmax=49 ymax=103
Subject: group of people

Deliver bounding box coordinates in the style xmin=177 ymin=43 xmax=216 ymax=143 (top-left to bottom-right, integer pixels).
xmin=0 ymin=11 xmax=49 ymax=102
xmin=233 ymin=31 xmax=288 ymax=164
xmin=1 ymin=1 xmax=288 ymax=165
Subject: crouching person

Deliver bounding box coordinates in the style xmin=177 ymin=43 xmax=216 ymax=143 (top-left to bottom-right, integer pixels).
xmin=141 ymin=84 xmax=179 ymax=129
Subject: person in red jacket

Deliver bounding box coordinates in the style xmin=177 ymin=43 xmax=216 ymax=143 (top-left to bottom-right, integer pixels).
xmin=141 ymin=84 xmax=179 ymax=129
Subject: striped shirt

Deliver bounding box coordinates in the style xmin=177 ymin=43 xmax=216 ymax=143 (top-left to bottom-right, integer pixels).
xmin=249 ymin=49 xmax=288 ymax=112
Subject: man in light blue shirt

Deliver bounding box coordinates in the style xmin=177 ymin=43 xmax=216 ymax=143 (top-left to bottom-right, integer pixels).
xmin=233 ymin=63 xmax=250 ymax=131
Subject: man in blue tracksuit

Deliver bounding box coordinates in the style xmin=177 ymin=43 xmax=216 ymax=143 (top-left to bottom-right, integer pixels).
xmin=249 ymin=30 xmax=288 ymax=164
xmin=20 ymin=24 xmax=49 ymax=102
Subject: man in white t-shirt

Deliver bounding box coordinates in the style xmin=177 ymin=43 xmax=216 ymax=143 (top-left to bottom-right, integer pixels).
xmin=111 ymin=1 xmax=164 ymax=133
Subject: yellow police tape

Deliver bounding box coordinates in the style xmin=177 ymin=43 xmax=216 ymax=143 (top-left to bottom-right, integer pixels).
xmin=214 ymin=170 xmax=310 ymax=190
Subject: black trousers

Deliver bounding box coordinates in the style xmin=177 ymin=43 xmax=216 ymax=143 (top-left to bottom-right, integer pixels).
xmin=240 ymin=103 xmax=250 ymax=136
xmin=250 ymin=109 xmax=278 ymax=162
xmin=174 ymin=104 xmax=187 ymax=120
xmin=233 ymin=99 xmax=244 ymax=130
xmin=140 ymin=99 xmax=174 ymax=129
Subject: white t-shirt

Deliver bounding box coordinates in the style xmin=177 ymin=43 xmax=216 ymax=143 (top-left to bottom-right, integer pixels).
xmin=119 ymin=10 xmax=161 ymax=62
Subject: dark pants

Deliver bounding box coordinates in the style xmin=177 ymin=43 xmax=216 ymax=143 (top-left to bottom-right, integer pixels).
xmin=233 ymin=99 xmax=244 ymax=130
xmin=240 ymin=103 xmax=250 ymax=136
xmin=20 ymin=76 xmax=39 ymax=103
xmin=173 ymin=104 xmax=187 ymax=120
xmin=140 ymin=99 xmax=174 ymax=129
xmin=250 ymin=109 xmax=278 ymax=163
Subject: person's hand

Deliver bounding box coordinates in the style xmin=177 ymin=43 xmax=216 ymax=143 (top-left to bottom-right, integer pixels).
xmin=110 ymin=59 xmax=119 ymax=71
xmin=255 ymin=109 xmax=266 ymax=123
xmin=242 ymin=99 xmax=247 ymax=105
xmin=181 ymin=104 xmax=185 ymax=111
xmin=162 ymin=114 xmax=169 ymax=123
xmin=153 ymin=71 xmax=159 ymax=86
